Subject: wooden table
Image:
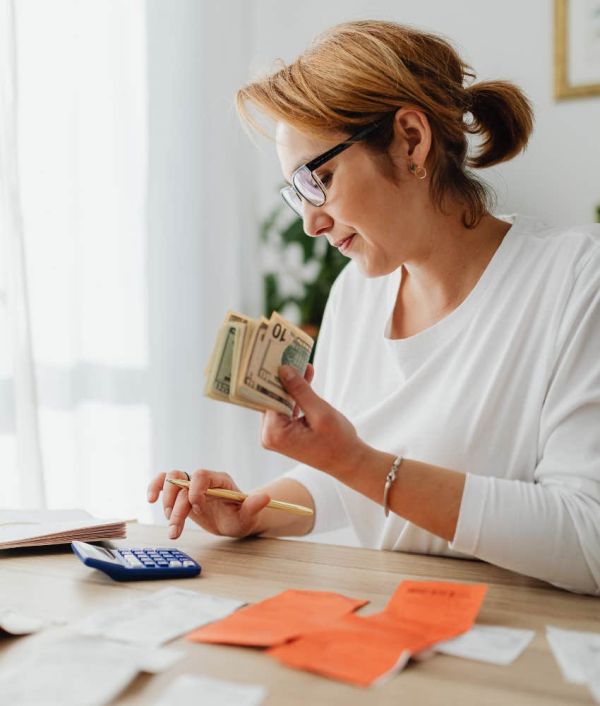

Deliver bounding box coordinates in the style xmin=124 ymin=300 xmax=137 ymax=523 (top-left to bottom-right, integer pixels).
xmin=1 ymin=522 xmax=598 ymax=705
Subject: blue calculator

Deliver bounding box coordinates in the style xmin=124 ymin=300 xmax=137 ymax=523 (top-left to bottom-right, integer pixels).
xmin=71 ymin=541 xmax=201 ymax=581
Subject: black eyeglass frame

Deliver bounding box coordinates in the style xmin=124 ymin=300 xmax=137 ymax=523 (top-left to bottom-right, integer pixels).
xmin=280 ymin=120 xmax=382 ymax=216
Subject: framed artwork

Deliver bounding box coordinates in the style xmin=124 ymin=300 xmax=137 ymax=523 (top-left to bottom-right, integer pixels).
xmin=555 ymin=0 xmax=600 ymax=99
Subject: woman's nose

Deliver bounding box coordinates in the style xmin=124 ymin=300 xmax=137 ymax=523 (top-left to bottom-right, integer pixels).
xmin=302 ymin=202 xmax=333 ymax=238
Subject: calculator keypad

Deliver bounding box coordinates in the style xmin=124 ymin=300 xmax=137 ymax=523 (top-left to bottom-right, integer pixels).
xmin=115 ymin=548 xmax=198 ymax=570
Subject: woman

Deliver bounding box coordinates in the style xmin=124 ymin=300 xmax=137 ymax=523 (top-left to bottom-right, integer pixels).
xmin=147 ymin=20 xmax=600 ymax=595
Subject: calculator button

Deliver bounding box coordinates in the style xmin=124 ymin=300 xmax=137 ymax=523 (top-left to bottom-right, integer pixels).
xmin=168 ymin=560 xmax=182 ymax=567
xmin=156 ymin=560 xmax=169 ymax=567
xmin=124 ymin=556 xmax=144 ymax=567
xmin=182 ymin=561 xmax=196 ymax=567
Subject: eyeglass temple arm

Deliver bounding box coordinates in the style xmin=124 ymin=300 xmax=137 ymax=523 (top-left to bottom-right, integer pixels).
xmin=305 ymin=121 xmax=382 ymax=171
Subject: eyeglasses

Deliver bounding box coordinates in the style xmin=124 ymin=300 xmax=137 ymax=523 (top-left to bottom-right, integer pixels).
xmin=280 ymin=121 xmax=381 ymax=217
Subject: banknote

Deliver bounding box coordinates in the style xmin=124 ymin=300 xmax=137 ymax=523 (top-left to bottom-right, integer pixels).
xmin=204 ymin=310 xmax=314 ymax=415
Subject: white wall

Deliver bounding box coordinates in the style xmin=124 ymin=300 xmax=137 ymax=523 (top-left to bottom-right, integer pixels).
xmin=144 ymin=0 xmax=285 ymax=506
xmin=247 ymin=0 xmax=600 ymax=226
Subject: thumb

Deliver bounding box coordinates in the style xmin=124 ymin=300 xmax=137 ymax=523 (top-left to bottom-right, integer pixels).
xmin=279 ymin=365 xmax=325 ymax=418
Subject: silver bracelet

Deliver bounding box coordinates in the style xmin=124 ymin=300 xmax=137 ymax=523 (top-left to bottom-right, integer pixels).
xmin=383 ymin=456 xmax=403 ymax=517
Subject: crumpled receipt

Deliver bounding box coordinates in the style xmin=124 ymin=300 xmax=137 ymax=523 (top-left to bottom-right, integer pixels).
xmin=153 ymin=674 xmax=266 ymax=706
xmin=0 ymin=608 xmax=64 ymax=636
xmin=435 ymin=624 xmax=535 ymax=665
xmin=0 ymin=630 xmax=184 ymax=706
xmin=72 ymin=586 xmax=245 ymax=646
xmin=546 ymin=625 xmax=600 ymax=705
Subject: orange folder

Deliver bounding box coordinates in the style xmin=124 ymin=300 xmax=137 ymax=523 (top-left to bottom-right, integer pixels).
xmin=186 ymin=589 xmax=368 ymax=647
xmin=268 ymin=581 xmax=488 ymax=686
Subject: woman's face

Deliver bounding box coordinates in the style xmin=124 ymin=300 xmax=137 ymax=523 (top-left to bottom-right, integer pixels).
xmin=276 ymin=116 xmax=432 ymax=278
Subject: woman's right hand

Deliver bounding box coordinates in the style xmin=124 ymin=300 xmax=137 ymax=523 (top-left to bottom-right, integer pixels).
xmin=147 ymin=469 xmax=271 ymax=540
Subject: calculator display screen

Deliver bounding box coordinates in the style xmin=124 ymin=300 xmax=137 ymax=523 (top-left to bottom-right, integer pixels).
xmin=76 ymin=543 xmax=120 ymax=563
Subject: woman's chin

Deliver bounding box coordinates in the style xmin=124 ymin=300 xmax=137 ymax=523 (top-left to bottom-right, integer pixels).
xmin=354 ymin=258 xmax=397 ymax=279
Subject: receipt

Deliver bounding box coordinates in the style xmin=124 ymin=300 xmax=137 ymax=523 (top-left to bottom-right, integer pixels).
xmin=0 ymin=608 xmax=64 ymax=635
xmin=72 ymin=587 xmax=245 ymax=646
xmin=0 ymin=631 xmax=184 ymax=706
xmin=436 ymin=625 xmax=535 ymax=665
xmin=546 ymin=626 xmax=600 ymax=684
xmin=154 ymin=674 xmax=266 ymax=706
xmin=546 ymin=626 xmax=600 ymax=705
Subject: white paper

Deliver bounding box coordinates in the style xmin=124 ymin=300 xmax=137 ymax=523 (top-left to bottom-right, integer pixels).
xmin=546 ymin=626 xmax=600 ymax=684
xmin=0 ymin=631 xmax=184 ymax=706
xmin=72 ymin=587 xmax=245 ymax=646
xmin=153 ymin=674 xmax=267 ymax=706
xmin=435 ymin=625 xmax=535 ymax=665
xmin=0 ymin=608 xmax=64 ymax=635
xmin=588 ymin=674 xmax=600 ymax=704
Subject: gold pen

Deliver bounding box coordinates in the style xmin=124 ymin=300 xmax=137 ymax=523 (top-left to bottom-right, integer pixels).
xmin=166 ymin=478 xmax=314 ymax=517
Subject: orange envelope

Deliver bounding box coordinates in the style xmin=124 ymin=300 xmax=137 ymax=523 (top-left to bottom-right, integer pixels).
xmin=186 ymin=589 xmax=368 ymax=647
xmin=268 ymin=581 xmax=488 ymax=686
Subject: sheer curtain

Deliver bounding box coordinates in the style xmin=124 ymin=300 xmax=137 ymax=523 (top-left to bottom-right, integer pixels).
xmin=0 ymin=0 xmax=272 ymax=521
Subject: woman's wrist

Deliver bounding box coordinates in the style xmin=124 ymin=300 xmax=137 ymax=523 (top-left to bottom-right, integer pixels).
xmin=331 ymin=442 xmax=395 ymax=500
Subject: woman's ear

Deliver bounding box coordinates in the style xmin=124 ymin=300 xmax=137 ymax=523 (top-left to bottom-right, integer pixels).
xmin=391 ymin=107 xmax=432 ymax=167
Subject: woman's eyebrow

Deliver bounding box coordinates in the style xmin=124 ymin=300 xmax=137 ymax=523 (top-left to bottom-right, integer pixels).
xmin=291 ymin=156 xmax=312 ymax=173
xmin=287 ymin=152 xmax=330 ymax=182
xmin=283 ymin=158 xmax=309 ymax=185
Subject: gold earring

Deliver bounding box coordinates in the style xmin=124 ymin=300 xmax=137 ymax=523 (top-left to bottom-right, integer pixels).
xmin=409 ymin=162 xmax=427 ymax=180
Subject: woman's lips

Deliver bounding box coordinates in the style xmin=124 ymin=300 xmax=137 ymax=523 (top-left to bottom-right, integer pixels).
xmin=337 ymin=234 xmax=355 ymax=254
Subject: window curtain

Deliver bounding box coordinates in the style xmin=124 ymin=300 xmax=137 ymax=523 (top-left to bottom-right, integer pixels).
xmin=1 ymin=0 xmax=273 ymax=521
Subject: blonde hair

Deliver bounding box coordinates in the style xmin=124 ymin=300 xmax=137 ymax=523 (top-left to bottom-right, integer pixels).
xmin=236 ymin=20 xmax=534 ymax=228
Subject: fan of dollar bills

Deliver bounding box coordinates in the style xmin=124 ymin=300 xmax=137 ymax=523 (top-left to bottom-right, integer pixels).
xmin=204 ymin=311 xmax=315 ymax=416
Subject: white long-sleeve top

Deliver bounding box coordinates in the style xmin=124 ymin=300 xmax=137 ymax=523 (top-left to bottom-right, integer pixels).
xmin=284 ymin=214 xmax=600 ymax=595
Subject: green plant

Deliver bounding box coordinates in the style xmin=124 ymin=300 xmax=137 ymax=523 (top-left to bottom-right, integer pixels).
xmin=260 ymin=202 xmax=348 ymax=335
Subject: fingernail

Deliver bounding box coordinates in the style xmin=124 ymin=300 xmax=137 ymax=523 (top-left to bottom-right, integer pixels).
xmin=192 ymin=504 xmax=201 ymax=515
xmin=168 ymin=524 xmax=178 ymax=539
xmin=147 ymin=491 xmax=153 ymax=501
xmin=279 ymin=365 xmax=296 ymax=382
xmin=165 ymin=507 xmax=172 ymax=519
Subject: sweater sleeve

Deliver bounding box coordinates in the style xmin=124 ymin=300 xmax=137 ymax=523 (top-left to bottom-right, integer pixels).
xmin=281 ymin=274 xmax=349 ymax=535
xmin=450 ymin=250 xmax=600 ymax=595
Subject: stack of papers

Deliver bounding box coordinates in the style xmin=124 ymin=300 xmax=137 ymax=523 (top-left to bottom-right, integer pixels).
xmin=0 ymin=509 xmax=126 ymax=549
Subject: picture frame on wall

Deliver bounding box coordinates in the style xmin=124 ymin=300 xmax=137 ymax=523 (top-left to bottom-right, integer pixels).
xmin=554 ymin=0 xmax=600 ymax=99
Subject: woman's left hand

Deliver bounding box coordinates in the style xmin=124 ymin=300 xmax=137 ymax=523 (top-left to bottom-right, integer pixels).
xmin=261 ymin=364 xmax=370 ymax=478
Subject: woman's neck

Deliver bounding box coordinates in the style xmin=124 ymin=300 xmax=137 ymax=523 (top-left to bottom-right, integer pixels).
xmin=390 ymin=213 xmax=511 ymax=339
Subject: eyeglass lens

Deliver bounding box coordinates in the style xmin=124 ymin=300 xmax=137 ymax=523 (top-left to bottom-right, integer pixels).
xmin=281 ymin=187 xmax=303 ymax=216
xmin=293 ymin=166 xmax=326 ymax=207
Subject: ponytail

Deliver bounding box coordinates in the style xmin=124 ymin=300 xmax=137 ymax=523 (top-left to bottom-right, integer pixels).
xmin=467 ymin=81 xmax=534 ymax=169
